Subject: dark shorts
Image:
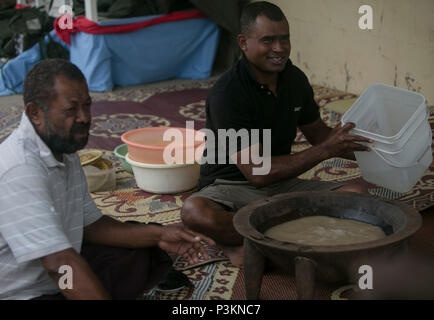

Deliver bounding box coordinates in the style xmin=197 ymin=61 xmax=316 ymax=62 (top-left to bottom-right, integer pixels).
xmin=189 ymin=178 xmax=346 ymax=211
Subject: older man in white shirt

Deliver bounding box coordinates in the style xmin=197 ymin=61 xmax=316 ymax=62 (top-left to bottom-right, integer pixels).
xmin=0 ymin=59 xmax=214 ymax=300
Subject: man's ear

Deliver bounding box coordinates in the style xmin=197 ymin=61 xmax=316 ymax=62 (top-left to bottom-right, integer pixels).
xmin=237 ymin=34 xmax=248 ymax=53
xmin=25 ymin=102 xmax=44 ymax=126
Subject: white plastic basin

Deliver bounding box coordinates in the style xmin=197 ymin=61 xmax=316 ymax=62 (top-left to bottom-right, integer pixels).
xmin=125 ymin=153 xmax=200 ymax=194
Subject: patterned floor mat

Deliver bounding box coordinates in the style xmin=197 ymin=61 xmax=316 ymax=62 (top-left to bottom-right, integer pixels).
xmin=1 ymin=80 xmax=433 ymax=300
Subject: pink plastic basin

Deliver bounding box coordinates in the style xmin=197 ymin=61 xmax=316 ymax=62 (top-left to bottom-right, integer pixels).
xmin=121 ymin=127 xmax=205 ymax=165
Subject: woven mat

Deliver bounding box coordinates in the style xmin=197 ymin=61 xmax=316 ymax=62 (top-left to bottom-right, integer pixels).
xmin=1 ymin=80 xmax=433 ymax=300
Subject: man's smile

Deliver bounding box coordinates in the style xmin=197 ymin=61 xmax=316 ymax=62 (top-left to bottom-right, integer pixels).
xmin=267 ymin=56 xmax=287 ymax=66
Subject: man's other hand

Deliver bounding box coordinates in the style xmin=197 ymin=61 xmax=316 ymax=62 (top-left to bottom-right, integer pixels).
xmin=320 ymin=122 xmax=373 ymax=159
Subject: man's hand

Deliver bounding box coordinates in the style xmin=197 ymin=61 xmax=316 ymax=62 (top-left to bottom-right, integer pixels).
xmin=319 ymin=122 xmax=373 ymax=158
xmin=157 ymin=226 xmax=216 ymax=265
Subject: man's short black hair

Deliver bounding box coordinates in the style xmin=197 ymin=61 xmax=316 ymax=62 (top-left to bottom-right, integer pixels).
xmin=240 ymin=1 xmax=286 ymax=34
xmin=23 ymin=59 xmax=86 ymax=112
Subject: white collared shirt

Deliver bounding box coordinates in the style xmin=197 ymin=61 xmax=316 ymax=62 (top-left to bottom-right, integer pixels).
xmin=0 ymin=113 xmax=102 ymax=300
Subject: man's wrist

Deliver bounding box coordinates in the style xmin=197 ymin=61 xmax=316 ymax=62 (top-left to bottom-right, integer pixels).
xmin=312 ymin=143 xmax=331 ymax=162
xmin=144 ymin=224 xmax=164 ymax=244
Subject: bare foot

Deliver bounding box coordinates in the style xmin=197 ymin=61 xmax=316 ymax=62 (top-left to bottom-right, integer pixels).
xmin=221 ymin=245 xmax=243 ymax=267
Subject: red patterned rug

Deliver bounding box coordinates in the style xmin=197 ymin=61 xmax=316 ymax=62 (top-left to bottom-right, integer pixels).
xmin=1 ymin=79 xmax=433 ymax=300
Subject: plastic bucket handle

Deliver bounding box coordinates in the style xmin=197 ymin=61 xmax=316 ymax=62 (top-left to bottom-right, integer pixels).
xmin=371 ymin=144 xmax=431 ymax=168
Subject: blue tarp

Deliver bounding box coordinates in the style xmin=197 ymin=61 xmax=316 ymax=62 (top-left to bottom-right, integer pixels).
xmin=0 ymin=15 xmax=220 ymax=95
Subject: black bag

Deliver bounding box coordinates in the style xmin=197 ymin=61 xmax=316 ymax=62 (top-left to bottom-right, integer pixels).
xmin=0 ymin=6 xmax=68 ymax=60
xmin=0 ymin=6 xmax=69 ymax=94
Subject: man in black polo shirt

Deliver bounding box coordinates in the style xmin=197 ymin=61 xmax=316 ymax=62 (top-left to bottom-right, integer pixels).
xmin=181 ymin=1 xmax=372 ymax=266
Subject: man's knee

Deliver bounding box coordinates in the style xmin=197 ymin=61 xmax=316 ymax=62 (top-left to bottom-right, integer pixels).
xmin=181 ymin=197 xmax=209 ymax=229
xmin=335 ymin=184 xmax=369 ymax=194
xmin=181 ymin=197 xmax=230 ymax=229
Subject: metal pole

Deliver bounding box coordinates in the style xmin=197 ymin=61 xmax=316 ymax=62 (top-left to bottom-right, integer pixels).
xmin=84 ymin=0 xmax=98 ymax=21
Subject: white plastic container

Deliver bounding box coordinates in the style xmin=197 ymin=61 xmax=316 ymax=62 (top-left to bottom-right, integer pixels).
xmin=126 ymin=153 xmax=200 ymax=194
xmin=341 ymin=83 xmax=432 ymax=193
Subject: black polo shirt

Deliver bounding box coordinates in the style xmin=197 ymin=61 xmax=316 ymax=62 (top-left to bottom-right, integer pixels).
xmin=198 ymin=56 xmax=320 ymax=189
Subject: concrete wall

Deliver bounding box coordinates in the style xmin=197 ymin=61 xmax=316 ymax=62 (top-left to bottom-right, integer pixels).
xmin=268 ymin=0 xmax=434 ymax=104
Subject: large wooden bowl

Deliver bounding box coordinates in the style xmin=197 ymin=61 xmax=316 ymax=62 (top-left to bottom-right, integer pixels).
xmin=233 ymin=191 xmax=422 ymax=299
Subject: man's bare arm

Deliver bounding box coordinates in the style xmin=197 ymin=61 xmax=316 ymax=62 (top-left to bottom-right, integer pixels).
xmin=84 ymin=216 xmax=162 ymax=248
xmin=235 ymin=141 xmax=329 ymax=187
xmin=299 ymin=118 xmax=332 ymax=146
xmin=41 ymin=248 xmax=111 ymax=300
xmin=84 ymin=216 xmax=215 ymax=265
xmin=234 ymin=122 xmax=372 ymax=187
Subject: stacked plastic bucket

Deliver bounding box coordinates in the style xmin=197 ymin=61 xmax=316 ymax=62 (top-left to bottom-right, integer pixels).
xmin=342 ymin=83 xmax=432 ymax=193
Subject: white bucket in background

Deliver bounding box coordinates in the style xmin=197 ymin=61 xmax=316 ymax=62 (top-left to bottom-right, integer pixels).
xmin=341 ymin=83 xmax=432 ymax=193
